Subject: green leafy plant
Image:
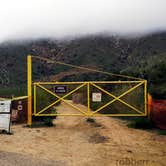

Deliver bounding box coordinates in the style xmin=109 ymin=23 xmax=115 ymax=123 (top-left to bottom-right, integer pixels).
xmin=86 ymin=118 xmax=96 ymax=123
xmin=157 ymin=130 xmax=166 ymax=135
xmin=43 ymin=117 xmax=54 ymax=127
xmin=127 ymin=117 xmax=154 ymax=129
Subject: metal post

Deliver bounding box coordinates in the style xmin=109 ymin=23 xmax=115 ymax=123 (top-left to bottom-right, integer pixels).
xmin=34 ymin=84 xmax=36 ymax=115
xmin=27 ymin=55 xmax=32 ymax=126
xmin=87 ymin=82 xmax=90 ymax=116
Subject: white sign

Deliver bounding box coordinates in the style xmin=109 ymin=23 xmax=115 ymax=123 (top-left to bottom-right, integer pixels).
xmin=92 ymin=93 xmax=102 ymax=102
xmin=0 ymin=100 xmax=11 ymax=133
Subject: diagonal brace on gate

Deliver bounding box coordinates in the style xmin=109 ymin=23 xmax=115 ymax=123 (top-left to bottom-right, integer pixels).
xmin=35 ymin=83 xmax=87 ymax=115
xmin=91 ymin=81 xmax=145 ymax=115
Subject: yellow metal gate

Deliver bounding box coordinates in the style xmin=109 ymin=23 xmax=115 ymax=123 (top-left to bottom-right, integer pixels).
xmin=27 ymin=55 xmax=147 ymax=125
xmin=33 ymin=81 xmax=147 ymax=117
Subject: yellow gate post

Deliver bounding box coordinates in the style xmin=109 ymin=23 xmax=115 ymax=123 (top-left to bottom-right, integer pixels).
xmin=27 ymin=55 xmax=32 ymax=126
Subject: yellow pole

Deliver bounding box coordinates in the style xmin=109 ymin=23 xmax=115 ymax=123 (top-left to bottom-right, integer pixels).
xmin=27 ymin=55 xmax=32 ymax=126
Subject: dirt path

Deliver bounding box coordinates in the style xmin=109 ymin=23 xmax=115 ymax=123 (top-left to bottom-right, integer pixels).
xmin=0 ymin=101 xmax=166 ymax=166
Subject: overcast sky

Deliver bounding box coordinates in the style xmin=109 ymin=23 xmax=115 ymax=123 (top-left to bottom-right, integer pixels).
xmin=0 ymin=0 xmax=166 ymax=42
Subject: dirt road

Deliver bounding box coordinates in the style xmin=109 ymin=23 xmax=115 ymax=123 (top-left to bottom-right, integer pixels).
xmin=0 ymin=101 xmax=166 ymax=166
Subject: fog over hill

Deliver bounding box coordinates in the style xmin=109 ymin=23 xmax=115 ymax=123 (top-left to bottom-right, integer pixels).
xmin=0 ymin=0 xmax=166 ymax=98
xmin=0 ymin=0 xmax=166 ymax=43
xmin=0 ymin=32 xmax=166 ymax=98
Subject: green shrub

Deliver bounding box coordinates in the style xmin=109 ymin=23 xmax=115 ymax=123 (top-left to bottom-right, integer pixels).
xmin=127 ymin=117 xmax=154 ymax=129
xmin=32 ymin=116 xmax=55 ymax=127
xmin=86 ymin=118 xmax=95 ymax=123
xmin=157 ymin=130 xmax=166 ymax=135
xmin=43 ymin=117 xmax=54 ymax=127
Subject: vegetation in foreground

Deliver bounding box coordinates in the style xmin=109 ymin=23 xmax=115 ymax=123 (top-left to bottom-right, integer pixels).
xmin=31 ymin=116 xmax=55 ymax=127
xmin=126 ymin=117 xmax=154 ymax=129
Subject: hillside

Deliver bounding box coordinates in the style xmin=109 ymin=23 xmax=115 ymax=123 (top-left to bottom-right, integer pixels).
xmin=0 ymin=32 xmax=166 ymax=98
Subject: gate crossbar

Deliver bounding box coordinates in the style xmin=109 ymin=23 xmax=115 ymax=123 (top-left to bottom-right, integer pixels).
xmin=91 ymin=82 xmax=144 ymax=115
xmin=34 ymin=83 xmax=87 ymax=115
xmin=33 ymin=81 xmax=146 ymax=116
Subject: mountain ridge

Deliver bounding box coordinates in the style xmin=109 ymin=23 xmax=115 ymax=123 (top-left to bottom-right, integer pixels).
xmin=0 ymin=32 xmax=166 ymax=98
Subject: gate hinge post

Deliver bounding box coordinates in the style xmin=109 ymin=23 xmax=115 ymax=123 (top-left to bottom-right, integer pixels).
xmin=27 ymin=55 xmax=32 ymax=126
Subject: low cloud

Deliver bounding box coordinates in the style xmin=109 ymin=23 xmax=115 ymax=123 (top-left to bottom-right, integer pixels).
xmin=0 ymin=0 xmax=166 ymax=42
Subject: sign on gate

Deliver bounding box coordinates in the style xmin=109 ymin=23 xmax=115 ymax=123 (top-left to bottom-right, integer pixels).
xmin=92 ymin=93 xmax=102 ymax=102
xmin=54 ymin=86 xmax=67 ymax=93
